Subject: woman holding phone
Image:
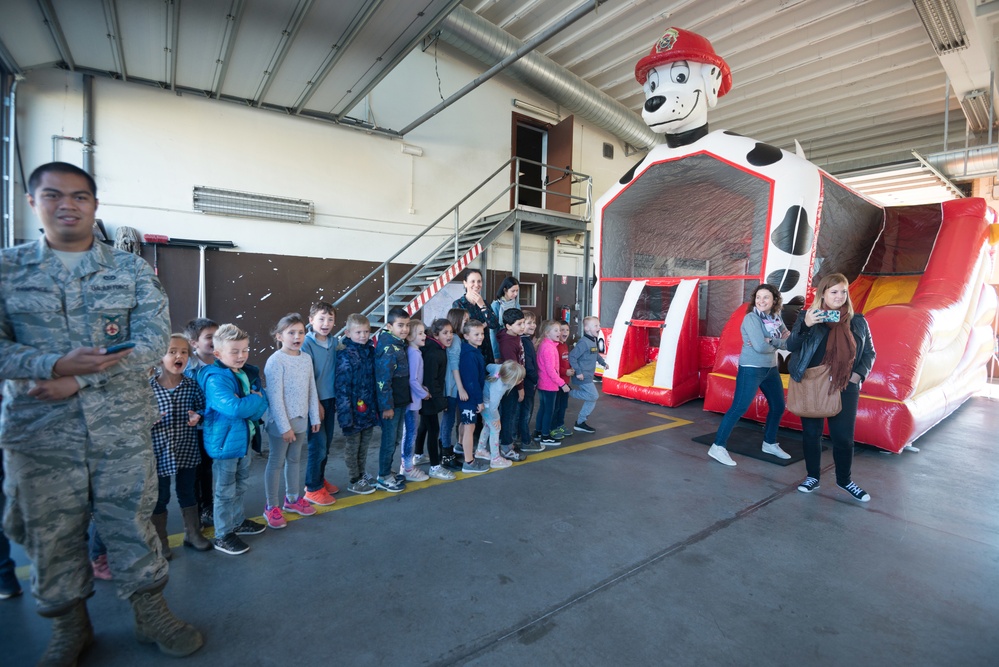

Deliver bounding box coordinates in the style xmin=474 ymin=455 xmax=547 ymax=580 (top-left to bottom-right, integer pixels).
xmin=708 ymin=283 xmax=791 ymax=467
xmin=786 ymin=273 xmax=876 ymax=501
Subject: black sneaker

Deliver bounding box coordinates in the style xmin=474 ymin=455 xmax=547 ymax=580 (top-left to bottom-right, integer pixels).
xmin=540 ymin=437 xmax=559 ymax=447
xmin=574 ymin=421 xmax=596 ymax=433
xmin=234 ymin=519 xmax=266 ymax=536
xmin=213 ymin=532 xmax=249 ymax=555
xmin=441 ymin=455 xmax=463 ymax=471
xmin=199 ymin=507 xmax=214 ymax=527
xmin=797 ymin=477 xmax=820 ymax=493
xmin=521 ymin=440 xmax=545 ymax=453
xmin=837 ymin=481 xmax=871 ymax=502
xmin=532 ymin=431 xmax=543 ymax=441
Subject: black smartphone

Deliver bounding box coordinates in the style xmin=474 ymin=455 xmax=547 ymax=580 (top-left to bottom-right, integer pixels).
xmin=105 ymin=341 xmax=136 ymax=354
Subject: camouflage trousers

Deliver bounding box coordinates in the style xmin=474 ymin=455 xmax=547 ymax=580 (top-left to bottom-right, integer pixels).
xmin=1 ymin=438 xmax=169 ymax=616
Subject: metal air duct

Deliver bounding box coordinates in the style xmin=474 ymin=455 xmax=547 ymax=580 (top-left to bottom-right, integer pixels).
xmin=438 ymin=5 xmax=658 ymax=151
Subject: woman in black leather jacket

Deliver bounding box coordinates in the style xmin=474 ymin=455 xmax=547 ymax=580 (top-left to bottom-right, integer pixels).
xmin=786 ymin=273 xmax=876 ymax=502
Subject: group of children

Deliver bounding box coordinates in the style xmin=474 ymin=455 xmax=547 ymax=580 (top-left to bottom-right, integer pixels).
xmin=124 ymin=299 xmax=606 ymax=558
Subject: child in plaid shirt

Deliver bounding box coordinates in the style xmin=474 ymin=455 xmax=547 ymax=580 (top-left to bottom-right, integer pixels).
xmin=149 ymin=334 xmax=210 ymax=556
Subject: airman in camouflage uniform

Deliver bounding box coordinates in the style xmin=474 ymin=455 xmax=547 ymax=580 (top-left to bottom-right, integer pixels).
xmin=0 ymin=162 xmax=203 ymax=664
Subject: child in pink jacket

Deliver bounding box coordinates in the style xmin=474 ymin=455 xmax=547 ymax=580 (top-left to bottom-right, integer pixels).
xmin=535 ymin=320 xmax=569 ymax=447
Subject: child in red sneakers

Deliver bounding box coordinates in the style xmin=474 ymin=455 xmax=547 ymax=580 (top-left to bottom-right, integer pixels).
xmin=263 ymin=314 xmax=321 ymax=529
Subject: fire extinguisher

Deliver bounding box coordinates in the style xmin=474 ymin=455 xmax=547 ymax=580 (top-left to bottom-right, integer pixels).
xmin=559 ymin=306 xmax=571 ymax=323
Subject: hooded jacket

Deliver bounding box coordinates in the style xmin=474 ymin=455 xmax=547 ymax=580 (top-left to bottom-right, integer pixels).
xmin=198 ymin=361 xmax=268 ymax=459
xmin=334 ymin=337 xmax=379 ymax=435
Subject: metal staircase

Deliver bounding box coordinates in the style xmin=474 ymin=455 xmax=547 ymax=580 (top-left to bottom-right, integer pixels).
xmin=334 ymin=157 xmax=592 ymax=332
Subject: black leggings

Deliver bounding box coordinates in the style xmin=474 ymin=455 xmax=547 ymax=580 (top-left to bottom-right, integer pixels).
xmin=415 ymin=412 xmax=443 ymax=466
xmin=800 ymin=382 xmax=860 ymax=486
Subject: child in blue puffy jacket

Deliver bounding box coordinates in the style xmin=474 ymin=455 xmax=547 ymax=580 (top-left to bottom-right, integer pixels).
xmin=198 ymin=324 xmax=268 ymax=556
xmin=335 ymin=314 xmax=380 ymax=495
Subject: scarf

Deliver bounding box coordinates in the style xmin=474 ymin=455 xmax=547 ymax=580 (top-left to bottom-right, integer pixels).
xmin=823 ymin=306 xmax=857 ymax=393
xmin=755 ymin=308 xmax=784 ymax=338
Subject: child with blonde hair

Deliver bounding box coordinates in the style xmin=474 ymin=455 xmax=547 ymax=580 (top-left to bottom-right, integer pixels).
xmin=401 ymin=320 xmax=430 ymax=482
xmin=568 ymin=316 xmax=607 ymax=434
xmin=440 ymin=308 xmax=470 ymax=469
xmin=535 ymin=320 xmax=569 ymax=448
xmin=475 ymin=360 xmax=527 ymax=469
xmin=262 ymin=313 xmax=321 ymax=529
xmin=335 ymin=314 xmax=379 ymax=494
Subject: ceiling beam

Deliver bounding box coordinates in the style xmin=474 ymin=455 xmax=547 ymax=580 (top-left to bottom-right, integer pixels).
xmin=36 ymin=0 xmax=75 ymax=71
xmin=0 ymin=37 xmax=22 ymax=76
xmin=253 ymin=0 xmax=313 ymax=108
xmin=292 ymin=0 xmax=383 ymax=114
xmin=334 ymin=0 xmax=464 ymax=120
xmin=212 ymin=0 xmax=246 ymax=99
xmin=165 ymin=0 xmax=180 ymax=91
xmin=102 ymin=0 xmax=127 ymax=80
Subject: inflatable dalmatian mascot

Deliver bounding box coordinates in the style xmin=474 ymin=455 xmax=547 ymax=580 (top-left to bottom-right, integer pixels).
xmin=635 ymin=27 xmax=732 ymax=148
xmin=593 ymin=27 xmax=835 ymax=407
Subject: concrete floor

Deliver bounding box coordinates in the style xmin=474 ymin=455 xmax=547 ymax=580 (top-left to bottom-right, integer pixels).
xmin=2 ymin=389 xmax=997 ymax=666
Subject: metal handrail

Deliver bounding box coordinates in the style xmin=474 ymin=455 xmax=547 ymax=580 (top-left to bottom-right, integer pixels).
xmin=334 ymin=156 xmax=593 ymax=325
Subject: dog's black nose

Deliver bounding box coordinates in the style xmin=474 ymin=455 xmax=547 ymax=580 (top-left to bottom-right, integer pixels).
xmin=644 ymin=96 xmax=666 ymax=113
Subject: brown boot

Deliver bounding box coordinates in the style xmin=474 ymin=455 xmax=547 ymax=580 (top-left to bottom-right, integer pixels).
xmin=150 ymin=512 xmax=173 ymax=560
xmin=38 ymin=601 xmax=94 ymax=667
xmin=130 ymin=585 xmax=204 ymax=657
xmin=180 ymin=506 xmax=211 ymax=551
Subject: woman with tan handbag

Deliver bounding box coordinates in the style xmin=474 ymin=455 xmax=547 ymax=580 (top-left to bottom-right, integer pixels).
xmin=786 ymin=273 xmax=876 ymax=502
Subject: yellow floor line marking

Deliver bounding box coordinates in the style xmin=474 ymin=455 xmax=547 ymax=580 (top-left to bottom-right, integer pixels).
xmin=9 ymin=413 xmax=696 ymax=579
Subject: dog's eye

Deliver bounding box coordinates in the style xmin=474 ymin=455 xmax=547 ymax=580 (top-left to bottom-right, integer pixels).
xmin=670 ymin=61 xmax=690 ymax=84
xmin=646 ymin=68 xmax=659 ymax=94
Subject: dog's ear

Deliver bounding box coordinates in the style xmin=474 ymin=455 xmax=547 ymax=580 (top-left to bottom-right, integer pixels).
xmin=700 ymin=62 xmax=724 ymax=108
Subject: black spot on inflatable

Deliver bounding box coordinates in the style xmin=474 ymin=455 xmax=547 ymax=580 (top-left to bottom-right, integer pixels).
xmin=619 ymin=158 xmax=644 ymax=185
xmin=770 ymin=206 xmax=813 ymax=255
xmin=746 ymin=142 xmax=783 ymax=166
xmin=766 ymin=269 xmax=800 ymax=292
xmin=723 ymin=130 xmax=744 ymax=137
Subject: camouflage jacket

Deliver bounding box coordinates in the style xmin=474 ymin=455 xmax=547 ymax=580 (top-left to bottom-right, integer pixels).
xmin=0 ymin=238 xmax=171 ymax=450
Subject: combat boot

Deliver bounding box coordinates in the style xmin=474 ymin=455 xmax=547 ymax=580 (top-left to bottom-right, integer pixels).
xmin=180 ymin=506 xmax=211 ymax=551
xmin=37 ymin=601 xmax=94 ymax=667
xmin=150 ymin=512 xmax=173 ymax=560
xmin=130 ymin=585 xmax=204 ymax=657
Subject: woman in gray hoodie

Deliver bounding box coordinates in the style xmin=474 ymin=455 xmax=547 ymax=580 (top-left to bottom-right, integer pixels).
xmin=708 ymin=284 xmax=791 ymax=467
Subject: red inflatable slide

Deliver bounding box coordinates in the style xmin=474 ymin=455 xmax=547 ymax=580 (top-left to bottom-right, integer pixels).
xmin=704 ymin=198 xmax=998 ymax=453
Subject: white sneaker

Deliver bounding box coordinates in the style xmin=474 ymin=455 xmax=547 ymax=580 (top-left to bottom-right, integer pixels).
xmin=428 ymin=465 xmax=456 ymax=480
xmin=403 ymin=466 xmax=430 ymax=482
xmin=489 ymin=456 xmax=512 ymax=469
xmin=412 ymin=453 xmax=430 ymax=466
xmin=762 ymin=441 xmax=791 ymax=459
xmin=473 ymin=448 xmax=490 ymax=461
xmin=708 ymin=444 xmax=737 ymax=467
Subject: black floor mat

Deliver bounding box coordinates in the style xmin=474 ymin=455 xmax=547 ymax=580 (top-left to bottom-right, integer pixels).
xmin=692 ymin=425 xmax=814 ymax=466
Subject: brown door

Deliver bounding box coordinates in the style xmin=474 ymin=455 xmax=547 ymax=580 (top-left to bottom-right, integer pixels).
xmin=510 ymin=113 xmax=574 ymax=213
xmin=545 ymin=115 xmax=574 ymax=214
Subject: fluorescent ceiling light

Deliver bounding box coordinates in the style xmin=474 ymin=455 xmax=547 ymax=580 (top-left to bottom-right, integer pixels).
xmin=960 ymin=90 xmax=996 ymax=132
xmin=193 ymin=186 xmax=314 ymax=224
xmin=912 ymin=0 xmax=968 ymax=54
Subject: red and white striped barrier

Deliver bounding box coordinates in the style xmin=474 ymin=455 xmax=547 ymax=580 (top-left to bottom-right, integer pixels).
xmin=406 ymin=243 xmax=483 ymax=315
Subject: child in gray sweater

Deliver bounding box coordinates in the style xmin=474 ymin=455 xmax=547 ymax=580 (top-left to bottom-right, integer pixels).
xmin=568 ymin=316 xmax=607 ymax=434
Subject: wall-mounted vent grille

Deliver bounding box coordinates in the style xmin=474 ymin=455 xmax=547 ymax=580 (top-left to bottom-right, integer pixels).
xmin=193 ymin=186 xmax=314 ymax=224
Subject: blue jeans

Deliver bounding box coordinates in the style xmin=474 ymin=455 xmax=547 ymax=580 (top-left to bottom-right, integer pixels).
xmin=441 ymin=396 xmax=458 ymax=451
xmin=569 ymin=381 xmax=599 ymax=423
xmin=536 ymin=390 xmax=557 ymax=437
xmin=401 ymin=409 xmax=418 ymax=469
xmin=88 ymin=523 xmax=107 ymax=560
xmin=554 ymin=389 xmax=568 ymax=429
xmin=518 ymin=381 xmax=537 ymax=442
xmin=714 ymin=365 xmax=785 ymax=448
xmin=154 ymin=467 xmax=197 ymax=514
xmin=212 ymin=453 xmax=252 ymax=538
xmin=305 ymin=398 xmax=336 ymax=492
xmin=378 ymin=409 xmax=406 ymax=477
xmin=499 ymin=390 xmax=520 ymax=452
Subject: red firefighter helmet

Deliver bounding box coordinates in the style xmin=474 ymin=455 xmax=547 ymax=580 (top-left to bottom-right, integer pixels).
xmin=635 ymin=27 xmax=732 ymax=97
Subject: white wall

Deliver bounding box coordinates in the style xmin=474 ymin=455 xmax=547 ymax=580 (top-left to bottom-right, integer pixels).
xmin=13 ymin=46 xmax=642 ymax=278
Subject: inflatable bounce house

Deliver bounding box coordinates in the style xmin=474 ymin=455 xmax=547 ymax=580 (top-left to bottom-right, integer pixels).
xmin=593 ymin=28 xmax=999 ymax=453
